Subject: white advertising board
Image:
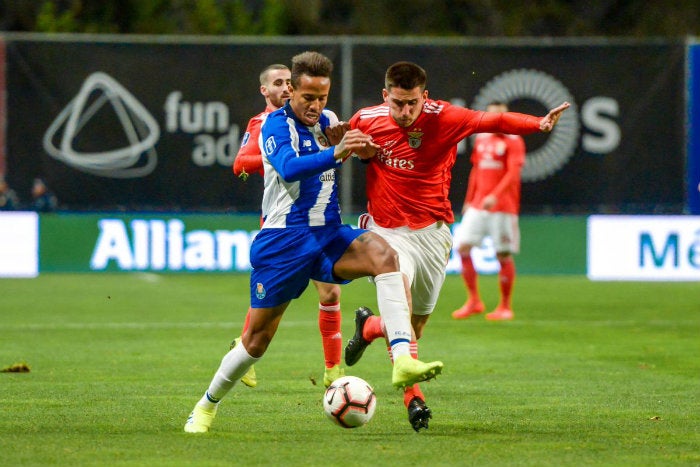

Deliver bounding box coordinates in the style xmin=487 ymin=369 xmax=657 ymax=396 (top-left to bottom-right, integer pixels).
xmin=587 ymin=215 xmax=700 ymax=281
xmin=0 ymin=211 xmax=39 ymax=278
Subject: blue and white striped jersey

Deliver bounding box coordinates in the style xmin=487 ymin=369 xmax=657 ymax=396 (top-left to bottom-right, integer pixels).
xmin=260 ymin=103 xmax=343 ymax=228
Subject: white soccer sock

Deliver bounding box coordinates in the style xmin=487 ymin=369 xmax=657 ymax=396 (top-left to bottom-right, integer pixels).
xmin=197 ymin=340 xmax=260 ymax=409
xmin=374 ymin=271 xmax=412 ymax=360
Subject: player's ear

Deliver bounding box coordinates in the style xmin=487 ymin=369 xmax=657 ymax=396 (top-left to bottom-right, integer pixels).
xmin=382 ymin=89 xmax=389 ymax=102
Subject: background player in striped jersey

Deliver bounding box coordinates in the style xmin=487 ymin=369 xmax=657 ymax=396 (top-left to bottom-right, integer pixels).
xmin=232 ymin=63 xmax=346 ymax=389
xmin=344 ymin=61 xmax=568 ymax=431
xmin=452 ymin=101 xmax=525 ymax=321
xmin=185 ymin=52 xmax=443 ymax=434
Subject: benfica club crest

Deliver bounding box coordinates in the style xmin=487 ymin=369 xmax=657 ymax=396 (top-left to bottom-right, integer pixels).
xmin=408 ymin=131 xmax=423 ymax=148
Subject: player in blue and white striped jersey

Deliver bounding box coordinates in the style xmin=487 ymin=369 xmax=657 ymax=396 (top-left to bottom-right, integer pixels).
xmin=185 ymin=51 xmax=443 ymax=433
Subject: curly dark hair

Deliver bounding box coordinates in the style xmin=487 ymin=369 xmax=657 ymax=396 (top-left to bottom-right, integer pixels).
xmin=290 ymin=51 xmax=333 ymax=88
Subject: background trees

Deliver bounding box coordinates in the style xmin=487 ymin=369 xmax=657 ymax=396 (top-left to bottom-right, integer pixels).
xmin=1 ymin=0 xmax=699 ymax=37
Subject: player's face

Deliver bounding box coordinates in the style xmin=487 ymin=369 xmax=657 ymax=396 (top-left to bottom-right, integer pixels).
xmin=383 ymin=86 xmax=428 ymax=128
xmin=261 ymin=69 xmax=292 ymax=109
xmin=289 ymin=74 xmax=331 ymax=126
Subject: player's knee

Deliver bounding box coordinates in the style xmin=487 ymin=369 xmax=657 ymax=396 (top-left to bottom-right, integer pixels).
xmin=457 ymin=244 xmax=472 ymax=256
xmin=497 ymin=252 xmax=513 ymax=262
xmin=320 ymin=284 xmax=341 ymax=303
xmin=368 ymin=236 xmax=400 ymax=273
xmin=242 ymin=330 xmax=273 ymax=358
xmin=376 ymin=248 xmax=400 ymax=274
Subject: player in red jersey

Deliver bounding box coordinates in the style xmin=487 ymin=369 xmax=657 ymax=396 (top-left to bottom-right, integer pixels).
xmin=344 ymin=61 xmax=569 ymax=431
xmin=452 ymin=101 xmax=524 ymax=321
xmin=232 ymin=64 xmax=346 ymax=389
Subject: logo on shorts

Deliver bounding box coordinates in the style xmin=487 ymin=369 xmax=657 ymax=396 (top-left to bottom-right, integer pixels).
xmin=407 ymin=130 xmax=423 ymax=148
xmin=255 ymin=282 xmax=266 ymax=300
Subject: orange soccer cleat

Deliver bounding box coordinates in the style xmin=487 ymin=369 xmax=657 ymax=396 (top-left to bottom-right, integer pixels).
xmin=485 ymin=307 xmax=514 ymax=321
xmin=451 ymin=298 xmax=485 ymax=319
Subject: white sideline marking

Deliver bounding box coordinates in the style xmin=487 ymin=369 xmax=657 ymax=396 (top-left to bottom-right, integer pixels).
xmin=1 ymin=319 xmax=692 ymax=331
xmin=1 ymin=320 xmax=318 ymax=331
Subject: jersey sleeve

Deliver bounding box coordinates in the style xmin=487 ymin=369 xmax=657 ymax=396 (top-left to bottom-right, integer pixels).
xmin=323 ymin=109 xmax=340 ymax=125
xmin=474 ymin=111 xmax=541 ymax=135
xmin=233 ymin=116 xmax=264 ymax=177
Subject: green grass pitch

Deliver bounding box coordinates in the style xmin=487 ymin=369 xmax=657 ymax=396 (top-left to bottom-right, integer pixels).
xmin=1 ymin=273 xmax=698 ymax=466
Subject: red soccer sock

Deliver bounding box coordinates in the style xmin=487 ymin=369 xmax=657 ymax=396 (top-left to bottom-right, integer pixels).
xmin=460 ymin=254 xmax=480 ymax=300
xmin=318 ymin=302 xmax=342 ymax=368
xmin=498 ymin=257 xmax=516 ymax=309
xmin=362 ymin=315 xmax=385 ymax=342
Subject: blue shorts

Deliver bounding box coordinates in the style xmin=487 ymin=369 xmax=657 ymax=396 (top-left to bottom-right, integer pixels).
xmin=249 ymin=224 xmax=366 ymax=308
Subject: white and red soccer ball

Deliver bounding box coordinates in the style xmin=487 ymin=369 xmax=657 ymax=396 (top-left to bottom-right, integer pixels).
xmin=323 ymin=375 xmax=377 ymax=428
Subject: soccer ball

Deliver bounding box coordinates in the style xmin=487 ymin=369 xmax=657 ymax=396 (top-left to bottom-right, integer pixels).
xmin=323 ymin=375 xmax=377 ymax=428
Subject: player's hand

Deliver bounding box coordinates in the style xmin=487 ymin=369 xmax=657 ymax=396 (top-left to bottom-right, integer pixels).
xmin=539 ymin=102 xmax=570 ymax=132
xmin=482 ymin=194 xmax=497 ymax=210
xmin=238 ymin=168 xmax=249 ymax=182
xmin=353 ymin=141 xmax=379 ymax=160
xmin=325 ymin=122 xmax=351 ymax=146
xmin=334 ymin=129 xmax=379 ymax=161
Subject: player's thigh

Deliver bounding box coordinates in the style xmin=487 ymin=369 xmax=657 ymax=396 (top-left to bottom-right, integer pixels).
xmin=454 ymin=207 xmax=489 ymax=248
xmin=489 ymin=213 xmax=520 ymax=254
xmin=331 ymin=229 xmax=397 ymax=280
xmin=410 ymin=224 xmax=452 ymax=315
xmin=362 ymin=217 xmax=417 ymax=284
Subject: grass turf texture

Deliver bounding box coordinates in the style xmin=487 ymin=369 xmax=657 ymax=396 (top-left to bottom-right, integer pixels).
xmin=1 ymin=273 xmax=698 ymax=467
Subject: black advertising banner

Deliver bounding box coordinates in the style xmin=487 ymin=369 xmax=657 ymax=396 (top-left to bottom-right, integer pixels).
xmin=4 ymin=37 xmax=342 ymax=212
xmin=2 ymin=36 xmax=686 ymax=214
xmin=349 ymin=41 xmax=686 ymax=214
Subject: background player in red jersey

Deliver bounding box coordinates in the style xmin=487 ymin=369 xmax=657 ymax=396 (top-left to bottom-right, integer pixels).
xmin=232 ymin=64 xmax=346 ymax=388
xmin=344 ymin=61 xmax=569 ymax=431
xmin=452 ymin=101 xmax=524 ymax=321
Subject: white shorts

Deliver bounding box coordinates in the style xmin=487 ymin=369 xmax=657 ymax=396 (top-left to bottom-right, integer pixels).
xmin=360 ymin=214 xmax=452 ymax=316
xmin=453 ymin=207 xmax=520 ymax=254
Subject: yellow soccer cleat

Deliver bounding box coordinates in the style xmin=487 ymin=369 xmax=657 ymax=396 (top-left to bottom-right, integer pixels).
xmin=184 ymin=405 xmax=217 ymax=433
xmin=323 ymin=365 xmax=345 ymax=388
xmin=392 ymin=355 xmax=443 ymax=389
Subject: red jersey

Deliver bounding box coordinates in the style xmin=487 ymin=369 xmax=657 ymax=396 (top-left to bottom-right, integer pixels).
xmin=349 ymin=99 xmax=539 ymax=229
xmin=465 ymin=133 xmax=525 ymax=214
xmin=233 ymin=104 xmax=276 ymax=177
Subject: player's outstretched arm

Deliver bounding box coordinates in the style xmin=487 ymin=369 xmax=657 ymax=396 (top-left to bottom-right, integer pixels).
xmin=539 ymin=102 xmax=570 ymax=132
